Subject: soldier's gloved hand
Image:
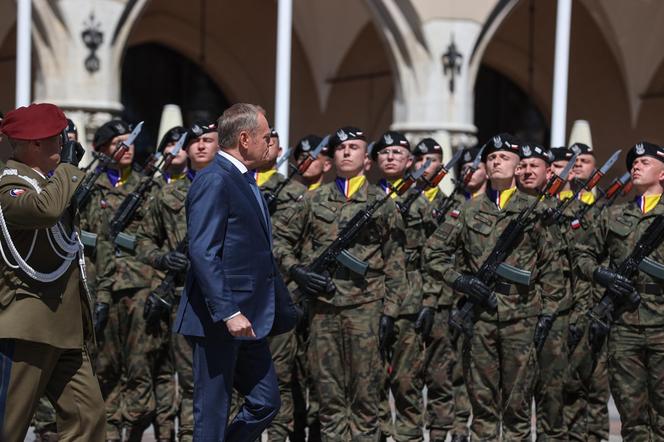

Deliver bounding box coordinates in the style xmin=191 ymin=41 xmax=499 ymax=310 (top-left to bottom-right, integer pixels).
xmin=452 ymin=275 xmax=497 ymax=312
xmin=155 ymin=251 xmax=189 ymax=272
xmin=94 ymin=302 xmax=110 ymax=337
xmin=290 ymin=265 xmax=335 ymax=296
xmin=567 ymin=322 xmax=584 ymax=354
xmin=533 ymin=314 xmax=554 ymax=353
xmin=414 ymin=307 xmax=434 ymax=340
xmin=60 ymin=140 xmax=86 ymax=166
xmin=143 ymin=292 xmax=172 ymax=334
xmin=540 ymin=207 xmax=561 ymax=226
xmin=593 ymin=267 xmax=640 ymax=306
xmin=378 ymin=314 xmax=396 ymax=362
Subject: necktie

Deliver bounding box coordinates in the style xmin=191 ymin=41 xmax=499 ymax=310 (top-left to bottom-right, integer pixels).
xmin=243 ymin=172 xmax=270 ymax=227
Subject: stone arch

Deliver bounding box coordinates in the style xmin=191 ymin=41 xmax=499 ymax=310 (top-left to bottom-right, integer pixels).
xmin=474 ymin=0 xmax=635 ymax=159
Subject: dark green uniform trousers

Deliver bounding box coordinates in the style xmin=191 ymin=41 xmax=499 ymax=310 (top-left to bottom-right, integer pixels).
xmin=423 ymin=307 xmax=455 ymax=442
xmin=96 ymin=287 xmax=165 ymax=440
xmin=463 ymin=316 xmax=538 ymax=440
xmin=0 ymin=340 xmax=105 ymax=442
xmin=564 ymin=317 xmax=609 ymax=442
xmin=309 ymin=300 xmax=385 ymax=442
xmin=535 ymin=311 xmax=569 ymax=441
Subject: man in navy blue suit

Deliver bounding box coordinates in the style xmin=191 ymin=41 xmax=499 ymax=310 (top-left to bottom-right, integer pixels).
xmin=174 ymin=103 xmax=297 ymax=441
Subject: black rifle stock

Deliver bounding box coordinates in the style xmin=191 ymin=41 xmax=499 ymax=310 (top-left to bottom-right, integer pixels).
xmin=109 ymin=150 xmax=179 ymax=248
xmin=587 ymin=210 xmax=664 ymax=353
xmin=306 ymin=177 xmax=420 ymax=278
xmin=151 ymin=237 xmax=189 ymax=307
xmin=73 ymin=144 xmax=129 ymax=209
xmin=448 ymin=172 xmax=568 ymax=337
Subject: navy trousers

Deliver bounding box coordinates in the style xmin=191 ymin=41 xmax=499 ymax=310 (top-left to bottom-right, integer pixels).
xmin=191 ymin=336 xmax=280 ymax=441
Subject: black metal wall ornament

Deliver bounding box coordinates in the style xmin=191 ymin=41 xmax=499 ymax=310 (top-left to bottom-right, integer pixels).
xmin=442 ymin=35 xmax=463 ymax=94
xmin=82 ymin=13 xmax=103 ymax=74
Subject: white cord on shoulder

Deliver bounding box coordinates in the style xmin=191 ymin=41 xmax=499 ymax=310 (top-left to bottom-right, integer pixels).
xmin=0 ymin=169 xmax=77 ymax=282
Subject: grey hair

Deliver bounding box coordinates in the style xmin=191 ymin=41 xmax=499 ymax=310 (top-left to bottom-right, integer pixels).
xmin=217 ymin=103 xmax=267 ymax=149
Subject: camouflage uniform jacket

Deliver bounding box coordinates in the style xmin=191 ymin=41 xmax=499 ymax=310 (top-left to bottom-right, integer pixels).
xmin=136 ymin=176 xmax=190 ymax=291
xmin=90 ymin=170 xmax=155 ymax=304
xmin=423 ymin=189 xmax=470 ymax=308
xmin=536 ymin=196 xmax=576 ymax=316
xmin=394 ymin=190 xmax=437 ymax=315
xmin=423 ymin=189 xmax=565 ymax=321
xmin=560 ymin=197 xmax=601 ymax=323
xmin=574 ymin=198 xmax=664 ymax=326
xmin=272 ymin=179 xmax=408 ymax=318
xmin=259 ymin=171 xmax=307 ymax=215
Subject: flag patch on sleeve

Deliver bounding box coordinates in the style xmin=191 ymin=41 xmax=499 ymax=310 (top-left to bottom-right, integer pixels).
xmin=9 ymin=189 xmax=26 ymax=197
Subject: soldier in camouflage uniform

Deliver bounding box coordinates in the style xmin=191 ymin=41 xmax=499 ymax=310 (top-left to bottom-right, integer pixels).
xmin=253 ymin=129 xmax=308 ymax=441
xmin=421 ymin=142 xmax=487 ymax=442
xmin=516 ymin=143 xmax=572 ymax=441
xmin=294 ymin=134 xmax=332 ymax=192
xmin=136 ymin=121 xmax=219 ymax=442
xmin=86 ymin=120 xmax=162 ymax=441
xmin=572 ymin=142 xmax=664 ymax=440
xmin=371 ymin=131 xmax=437 ymax=442
xmin=273 ymin=126 xmax=408 ymax=442
xmin=289 ymin=134 xmax=331 ymax=442
xmin=551 ymin=144 xmax=610 ymax=442
xmin=422 ymin=134 xmax=565 ymax=440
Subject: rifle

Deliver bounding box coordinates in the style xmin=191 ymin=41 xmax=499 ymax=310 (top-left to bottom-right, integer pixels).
xmin=144 ymin=237 xmax=189 ymax=333
xmin=152 ymin=237 xmax=189 ymax=308
xmin=587 ymin=200 xmax=664 ymax=354
xmin=109 ymin=131 xmax=186 ymax=250
xmin=306 ymin=161 xmax=430 ymax=278
xmin=263 ymin=135 xmax=329 ymax=214
xmin=432 ymin=146 xmax=486 ymax=223
xmin=396 ymin=148 xmax=464 ymax=217
xmin=544 ymin=149 xmax=621 ymax=224
xmin=449 ymin=154 xmax=577 ymax=337
xmin=571 ymin=171 xmax=631 ymax=228
xmin=73 ymin=121 xmax=144 ymax=210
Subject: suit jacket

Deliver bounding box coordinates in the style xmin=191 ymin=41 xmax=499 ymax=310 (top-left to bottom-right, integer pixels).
xmin=174 ymin=154 xmax=296 ymax=340
xmin=0 ymin=160 xmax=93 ymax=348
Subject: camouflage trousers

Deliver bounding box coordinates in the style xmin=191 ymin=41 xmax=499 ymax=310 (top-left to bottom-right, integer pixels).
xmin=463 ymin=316 xmax=538 ymax=441
xmin=170 ymin=303 xmax=194 ymax=442
xmin=451 ymin=325 xmax=470 ymax=438
xmin=309 ymin=299 xmax=385 ymax=442
xmin=31 ymin=396 xmax=57 ymax=441
xmin=607 ymin=323 xmax=664 ymax=441
xmin=267 ymin=330 xmax=298 ymax=441
xmin=564 ymin=316 xmax=609 ymax=442
xmin=534 ymin=310 xmax=569 ymax=441
xmin=96 ymin=287 xmax=173 ymax=441
xmin=381 ymin=315 xmax=425 ymax=442
xmin=293 ymin=328 xmax=321 ymax=442
xmin=423 ymin=307 xmax=455 ymax=442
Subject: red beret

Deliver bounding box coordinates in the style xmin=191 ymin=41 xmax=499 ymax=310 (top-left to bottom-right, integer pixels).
xmin=0 ymin=103 xmax=67 ymax=141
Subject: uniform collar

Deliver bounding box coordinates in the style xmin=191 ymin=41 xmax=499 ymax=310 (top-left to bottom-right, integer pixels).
xmin=634 ymin=194 xmax=663 ymax=215
xmin=333 ymin=175 xmax=368 ymax=201
xmin=378 ymin=177 xmax=403 ymax=199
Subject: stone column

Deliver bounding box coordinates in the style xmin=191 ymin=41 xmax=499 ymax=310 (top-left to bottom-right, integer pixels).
xmin=31 ymin=0 xmax=140 ymax=152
